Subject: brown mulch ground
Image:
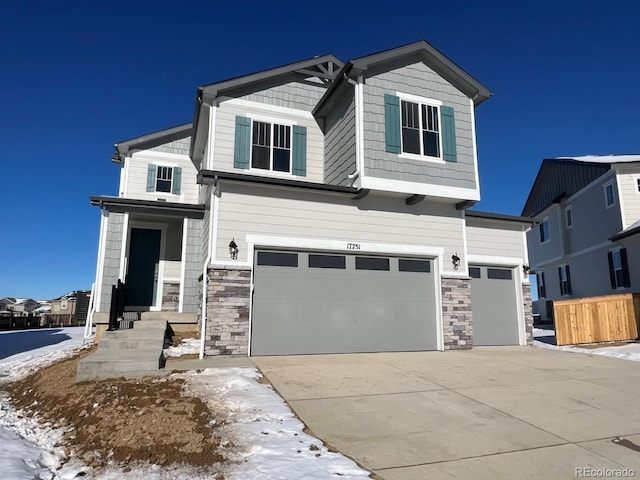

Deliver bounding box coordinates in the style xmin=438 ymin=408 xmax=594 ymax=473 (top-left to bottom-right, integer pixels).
xmin=1 ymin=348 xmax=225 ymax=474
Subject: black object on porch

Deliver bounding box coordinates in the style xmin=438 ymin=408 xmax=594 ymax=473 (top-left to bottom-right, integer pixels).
xmin=108 ymin=280 xmax=126 ymax=331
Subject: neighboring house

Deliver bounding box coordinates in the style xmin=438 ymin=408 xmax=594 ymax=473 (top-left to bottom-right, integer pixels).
xmin=0 ymin=298 xmax=40 ymax=315
xmin=50 ymin=291 xmax=90 ymax=322
xmin=90 ymin=41 xmax=534 ymax=356
xmin=523 ymin=155 xmax=640 ymax=322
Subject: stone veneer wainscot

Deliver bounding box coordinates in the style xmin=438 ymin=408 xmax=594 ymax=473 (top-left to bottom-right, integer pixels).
xmin=441 ymin=276 xmax=473 ymax=350
xmin=204 ymin=266 xmax=251 ymax=355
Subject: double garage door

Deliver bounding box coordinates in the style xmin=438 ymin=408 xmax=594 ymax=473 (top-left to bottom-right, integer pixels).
xmin=251 ymin=249 xmax=438 ymax=356
xmin=469 ymin=265 xmax=520 ymax=346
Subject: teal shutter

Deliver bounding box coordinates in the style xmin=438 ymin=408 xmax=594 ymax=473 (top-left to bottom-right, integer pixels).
xmin=234 ymin=116 xmax=251 ymax=169
xmin=441 ymin=105 xmax=457 ymax=162
xmin=146 ymin=164 xmax=156 ymax=192
xmin=172 ymin=167 xmax=182 ymax=195
xmin=292 ymin=125 xmax=307 ymax=176
xmin=384 ymin=94 xmax=401 ymax=153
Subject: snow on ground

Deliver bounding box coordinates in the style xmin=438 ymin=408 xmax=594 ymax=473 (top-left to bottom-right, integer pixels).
xmin=0 ymin=328 xmax=370 ymax=479
xmin=163 ymin=337 xmax=200 ymax=357
xmin=534 ymin=325 xmax=640 ymax=362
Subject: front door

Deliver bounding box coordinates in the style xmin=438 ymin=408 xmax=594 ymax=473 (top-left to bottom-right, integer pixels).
xmin=126 ymin=228 xmax=161 ymax=307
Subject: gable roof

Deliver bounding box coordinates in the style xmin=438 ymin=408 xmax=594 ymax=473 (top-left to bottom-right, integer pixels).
xmin=113 ymin=123 xmax=192 ymax=164
xmin=315 ymin=40 xmax=492 ymax=116
xmin=190 ymin=54 xmax=344 ymax=161
xmin=522 ymin=158 xmax=614 ymax=217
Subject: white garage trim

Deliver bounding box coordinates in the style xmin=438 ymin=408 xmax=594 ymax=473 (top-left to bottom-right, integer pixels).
xmin=467 ymin=254 xmax=525 ymax=267
xmin=240 ymin=234 xmax=445 ymax=353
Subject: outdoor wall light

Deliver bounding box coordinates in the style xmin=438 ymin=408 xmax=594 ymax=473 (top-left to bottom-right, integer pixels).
xmin=523 ymin=265 xmax=531 ymax=275
xmin=229 ymin=238 xmax=239 ymax=260
xmin=451 ymin=253 xmax=461 ymax=271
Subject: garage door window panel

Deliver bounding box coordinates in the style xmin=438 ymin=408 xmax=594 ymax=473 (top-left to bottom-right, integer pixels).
xmin=487 ymin=268 xmax=513 ymax=280
xmin=257 ymin=251 xmax=298 ymax=267
xmin=308 ymin=254 xmax=346 ymax=269
xmin=355 ymin=257 xmax=390 ymax=271
xmin=398 ymin=259 xmax=431 ymax=273
xmin=469 ymin=267 xmax=481 ymax=278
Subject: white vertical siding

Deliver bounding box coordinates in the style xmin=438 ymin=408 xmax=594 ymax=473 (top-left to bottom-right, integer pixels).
xmin=616 ymin=165 xmax=640 ymax=228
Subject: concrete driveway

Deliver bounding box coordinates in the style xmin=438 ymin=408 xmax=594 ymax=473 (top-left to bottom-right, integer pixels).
xmin=253 ymin=347 xmax=640 ymax=479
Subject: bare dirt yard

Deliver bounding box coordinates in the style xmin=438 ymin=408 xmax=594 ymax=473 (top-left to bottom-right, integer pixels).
xmin=1 ymin=347 xmax=226 ymax=476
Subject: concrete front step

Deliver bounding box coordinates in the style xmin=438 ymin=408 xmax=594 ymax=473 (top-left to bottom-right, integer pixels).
xmin=77 ymin=320 xmax=168 ymax=381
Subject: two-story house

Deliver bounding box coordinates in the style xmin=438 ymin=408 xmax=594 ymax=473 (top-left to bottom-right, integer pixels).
xmin=523 ymin=155 xmax=640 ymax=322
xmin=90 ymin=41 xmax=534 ymax=358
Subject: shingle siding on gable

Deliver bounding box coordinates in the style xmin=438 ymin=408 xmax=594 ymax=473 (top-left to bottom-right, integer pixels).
xmin=362 ymin=59 xmax=476 ymax=189
xmin=150 ymin=137 xmax=191 ymax=156
xmin=324 ymin=90 xmax=356 ymax=186
xmin=229 ymin=76 xmax=328 ymax=112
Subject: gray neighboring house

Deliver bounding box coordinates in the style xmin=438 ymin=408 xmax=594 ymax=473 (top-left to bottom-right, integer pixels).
xmin=91 ymin=40 xmax=534 ymax=355
xmin=523 ymin=155 xmax=640 ymax=322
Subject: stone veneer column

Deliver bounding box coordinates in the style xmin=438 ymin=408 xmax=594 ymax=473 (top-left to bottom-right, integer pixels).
xmin=441 ymin=276 xmax=472 ymax=350
xmin=204 ymin=266 xmax=251 ymax=356
xmin=522 ymin=283 xmax=534 ymax=345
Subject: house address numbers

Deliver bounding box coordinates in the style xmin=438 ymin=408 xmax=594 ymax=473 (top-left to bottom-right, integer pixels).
xmin=346 ymin=243 xmax=361 ymax=250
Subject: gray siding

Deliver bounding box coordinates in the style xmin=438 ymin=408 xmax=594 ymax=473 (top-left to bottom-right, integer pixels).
xmin=324 ymin=90 xmax=356 ymax=186
xmin=565 ymin=173 xmax=623 ymax=253
xmin=183 ymin=218 xmax=203 ymax=313
xmin=362 ymin=58 xmax=476 ymax=189
xmin=466 ymin=218 xmax=526 ymax=259
xmin=149 ymin=137 xmax=191 ymax=156
xmin=100 ymin=212 xmax=124 ymax=311
xmin=228 ymin=75 xmax=327 ymax=111
xmin=215 ymin=183 xmax=466 ymax=274
xmin=526 ymin=205 xmax=563 ymax=267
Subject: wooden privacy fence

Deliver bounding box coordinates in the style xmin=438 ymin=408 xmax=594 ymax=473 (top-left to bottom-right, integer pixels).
xmin=553 ymin=293 xmax=640 ymax=346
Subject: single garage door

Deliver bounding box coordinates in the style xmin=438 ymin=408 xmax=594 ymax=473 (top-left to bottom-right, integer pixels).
xmin=469 ymin=265 xmax=520 ymax=346
xmin=251 ymin=250 xmax=438 ymax=355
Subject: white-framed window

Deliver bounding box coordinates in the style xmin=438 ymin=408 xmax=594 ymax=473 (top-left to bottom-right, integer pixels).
xmin=400 ymin=98 xmax=441 ymax=159
xmin=635 ymin=177 xmax=640 ymax=194
xmin=251 ymin=121 xmax=292 ymax=173
xmin=558 ymin=264 xmax=572 ymax=296
xmin=539 ymin=217 xmax=550 ymax=243
xmin=156 ymin=166 xmax=173 ymax=193
xmin=565 ymin=207 xmax=573 ymax=228
xmin=608 ymin=248 xmax=630 ymax=289
xmin=604 ymin=181 xmax=616 ymax=208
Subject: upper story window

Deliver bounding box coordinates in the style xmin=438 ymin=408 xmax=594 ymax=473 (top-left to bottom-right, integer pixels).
xmin=401 ymin=100 xmax=440 ymax=158
xmin=539 ymin=217 xmax=550 ymax=243
xmin=146 ymin=164 xmax=182 ymax=195
xmin=636 ymin=177 xmax=640 ymax=193
xmin=565 ymin=207 xmax=573 ymax=228
xmin=234 ymin=116 xmax=307 ymax=176
xmin=252 ymin=121 xmax=292 ymax=173
xmin=558 ymin=264 xmax=572 ymax=296
xmin=604 ymin=181 xmax=616 ymax=208
xmin=384 ymin=93 xmax=457 ymax=162
xmin=608 ymin=248 xmax=630 ymax=289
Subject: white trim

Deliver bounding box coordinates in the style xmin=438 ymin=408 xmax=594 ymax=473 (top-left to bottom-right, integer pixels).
xmin=398 ymin=152 xmax=446 ymax=165
xmin=434 ymin=255 xmax=444 ymax=351
xmin=359 ymin=176 xmax=480 ymax=201
xmin=522 ymin=227 xmax=530 ymax=269
xmin=123 ymin=156 xmax=131 ymax=196
xmin=131 ymin=150 xmax=189 ymax=161
xmin=247 ymin=243 xmax=256 ymax=356
xmin=94 ymin=210 xmax=109 ymax=313
xmin=616 ymin=174 xmax=626 ymax=228
xmin=245 ymin=234 xmax=445 ymax=257
xmin=469 ymin=98 xmax=481 ymax=199
xmin=118 ymin=213 xmax=130 ymax=281
xmin=357 ymin=75 xmax=366 ymax=181
xmin=514 ymin=265 xmax=527 ymax=346
xmin=246 ymin=112 xmax=297 ymax=126
xmin=211 ymin=188 xmax=220 ymax=263
xmin=461 ymin=211 xmax=470 ymax=277
xmin=163 ymin=277 xmax=182 ymax=282
xmin=467 ymin=254 xmax=525 ymax=266
xmin=207 ymin=104 xmax=216 ymax=170
xmin=634 ymin=175 xmax=640 ymax=194
xmin=395 ymin=91 xmax=443 ymax=106
xmin=118 ymin=160 xmax=126 ymax=196
xmin=217 ymin=96 xmax=314 ymax=119
xmin=179 ymin=217 xmax=188 ymax=313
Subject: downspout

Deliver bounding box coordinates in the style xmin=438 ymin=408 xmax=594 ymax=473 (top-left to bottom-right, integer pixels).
xmin=198 ymin=176 xmax=218 ymax=360
xmin=345 ymin=74 xmax=361 ymax=184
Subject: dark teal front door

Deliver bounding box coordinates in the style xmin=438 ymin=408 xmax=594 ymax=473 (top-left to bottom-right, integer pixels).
xmin=126 ymin=228 xmax=161 ymax=307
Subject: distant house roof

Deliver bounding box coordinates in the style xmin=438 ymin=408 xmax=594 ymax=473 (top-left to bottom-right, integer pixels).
xmin=556 ymin=154 xmax=640 ymax=164
xmin=522 ymin=158 xmax=616 ymax=217
xmin=466 ymin=210 xmax=535 ymax=225
xmin=610 ymin=220 xmax=640 ymax=242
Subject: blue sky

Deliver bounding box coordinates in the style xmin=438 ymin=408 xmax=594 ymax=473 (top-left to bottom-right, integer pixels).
xmin=1 ymin=0 xmax=639 ymax=299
